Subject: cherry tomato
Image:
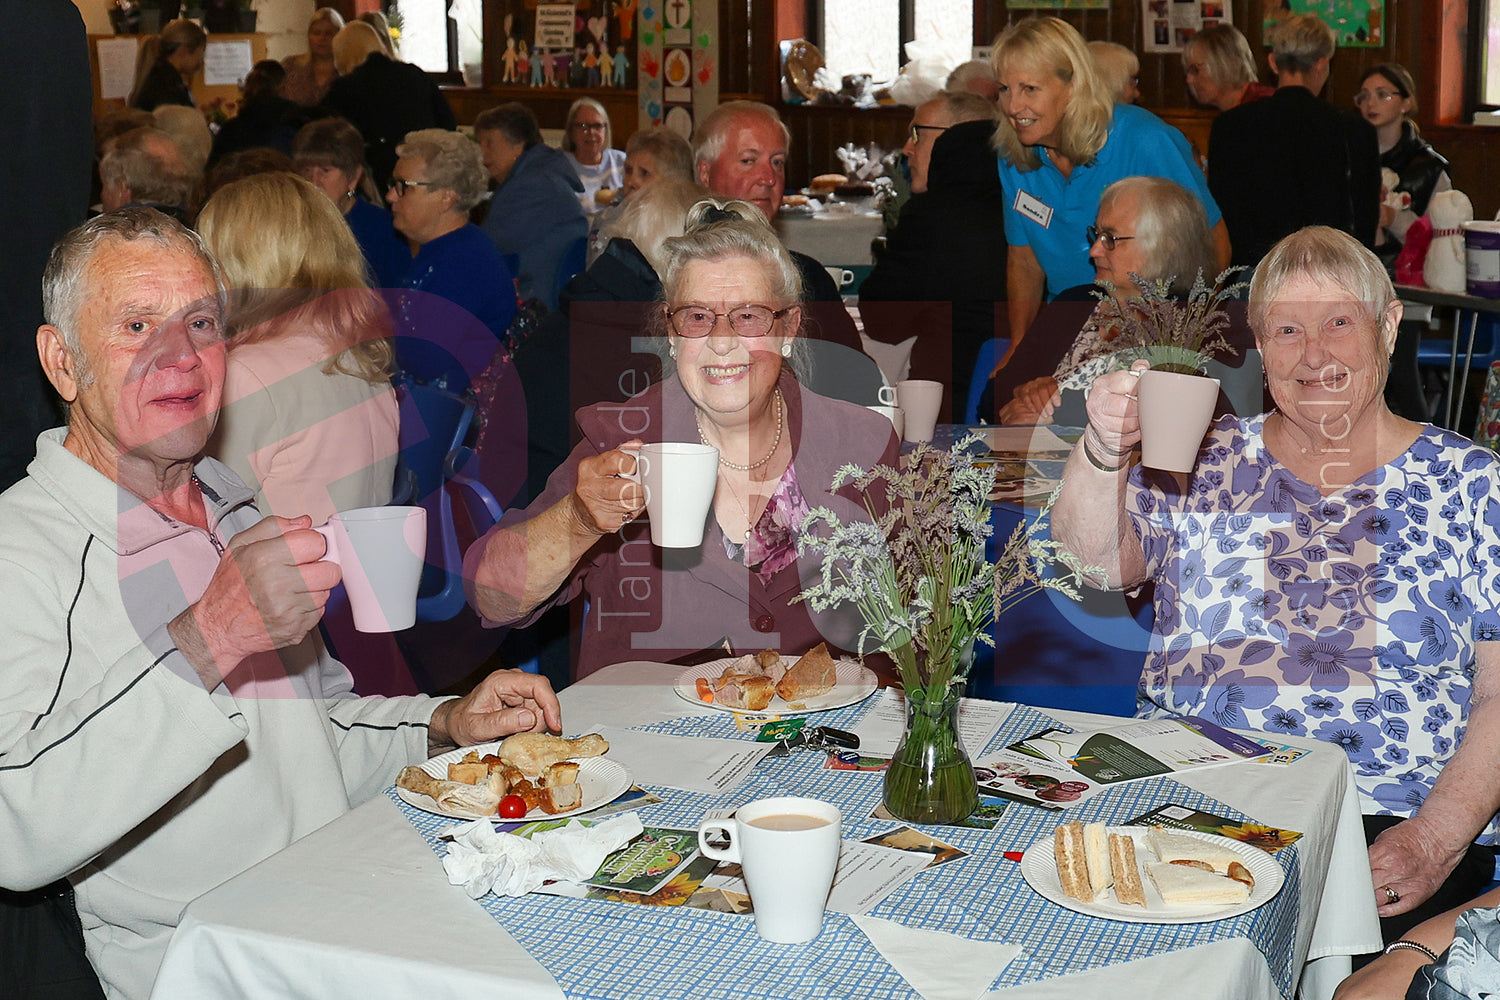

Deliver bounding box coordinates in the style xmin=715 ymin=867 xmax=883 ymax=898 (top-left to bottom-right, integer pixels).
xmin=497 ymin=794 xmax=528 ymax=818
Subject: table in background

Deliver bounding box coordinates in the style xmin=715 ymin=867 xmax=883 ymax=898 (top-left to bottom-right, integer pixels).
xmin=1395 ymin=284 xmax=1500 ymax=430
xmin=775 ymin=209 xmax=884 ymax=273
xmin=152 ymin=661 xmax=1380 ymax=1000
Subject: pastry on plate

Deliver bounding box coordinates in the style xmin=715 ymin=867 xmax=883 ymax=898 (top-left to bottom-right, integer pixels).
xmin=497 ymin=732 xmax=609 ymax=774
xmin=776 ymin=642 xmax=837 ymax=702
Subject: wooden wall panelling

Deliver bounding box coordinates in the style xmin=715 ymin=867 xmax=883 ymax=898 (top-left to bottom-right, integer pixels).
xmin=780 ymin=104 xmax=911 ymax=188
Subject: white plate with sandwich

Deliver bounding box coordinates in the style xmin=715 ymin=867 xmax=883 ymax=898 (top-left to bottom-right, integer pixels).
xmin=674 ymin=644 xmax=878 ymax=716
xmin=395 ymin=738 xmax=632 ymax=822
xmin=1021 ymin=823 xmax=1285 ymax=924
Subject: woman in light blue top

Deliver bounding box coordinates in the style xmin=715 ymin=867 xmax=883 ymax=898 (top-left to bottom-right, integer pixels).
xmin=990 ymin=17 xmax=1229 ymax=366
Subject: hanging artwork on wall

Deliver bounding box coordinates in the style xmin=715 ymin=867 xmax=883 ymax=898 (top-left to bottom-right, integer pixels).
xmin=486 ymin=0 xmax=636 ymax=89
xmin=1263 ymin=0 xmax=1384 ymax=47
xmin=637 ymin=0 xmax=717 ymax=134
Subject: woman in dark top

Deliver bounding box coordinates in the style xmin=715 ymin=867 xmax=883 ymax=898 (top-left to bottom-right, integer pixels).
xmin=292 ymin=116 xmax=410 ymax=290
xmin=129 ymin=18 xmax=205 ymax=112
xmin=1356 ymin=62 xmax=1452 ymax=269
xmin=322 ymin=21 xmax=456 ymax=192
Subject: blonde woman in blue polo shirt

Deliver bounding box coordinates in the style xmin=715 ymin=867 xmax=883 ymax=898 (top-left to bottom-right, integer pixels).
xmin=991 ymin=17 xmax=1230 ymax=366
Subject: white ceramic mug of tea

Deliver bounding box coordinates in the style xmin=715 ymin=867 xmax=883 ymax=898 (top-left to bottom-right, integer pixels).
xmin=697 ymin=796 xmax=841 ymax=943
xmin=314 ymin=506 xmax=426 ymax=632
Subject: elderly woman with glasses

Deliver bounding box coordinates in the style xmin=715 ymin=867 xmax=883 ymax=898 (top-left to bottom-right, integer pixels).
xmin=465 ymin=199 xmax=897 ymax=679
xmin=1054 ymin=226 xmax=1500 ymax=940
xmin=387 ymin=128 xmax=516 ymax=386
xmin=981 ymin=175 xmax=1246 ymax=426
xmin=563 ymin=97 xmax=627 ymax=215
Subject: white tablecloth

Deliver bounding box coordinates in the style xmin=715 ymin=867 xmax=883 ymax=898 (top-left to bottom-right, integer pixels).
xmin=151 ymin=661 xmax=1380 ymax=1000
xmin=775 ymin=210 xmax=884 ymax=267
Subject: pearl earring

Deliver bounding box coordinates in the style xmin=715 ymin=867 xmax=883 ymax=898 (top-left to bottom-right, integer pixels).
xmin=669 ymin=343 xmax=677 ymax=359
xmin=780 ymin=343 xmax=792 ymax=358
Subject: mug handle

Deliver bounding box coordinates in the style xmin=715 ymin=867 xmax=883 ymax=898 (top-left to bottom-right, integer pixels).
xmin=313 ymin=523 xmax=340 ymax=566
xmin=698 ymin=819 xmax=742 ymax=863
xmin=877 ymin=385 xmax=897 ymax=406
xmin=623 ymin=451 xmax=651 ymax=508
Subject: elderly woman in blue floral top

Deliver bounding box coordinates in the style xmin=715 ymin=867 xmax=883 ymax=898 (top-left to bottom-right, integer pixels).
xmin=1054 ymin=226 xmax=1500 ymax=941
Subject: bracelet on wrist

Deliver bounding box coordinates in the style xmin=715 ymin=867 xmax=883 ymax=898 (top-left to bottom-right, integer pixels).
xmin=1081 ymin=437 xmax=1131 ymax=474
xmin=1085 ymin=424 xmax=1132 ymax=458
xmin=1383 ymin=940 xmax=1440 ymax=963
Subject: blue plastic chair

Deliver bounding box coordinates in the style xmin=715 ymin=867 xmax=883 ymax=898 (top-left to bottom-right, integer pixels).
xmin=1416 ymin=313 xmax=1500 ymax=430
xmin=964 ymin=337 xmax=1010 ymax=424
xmin=390 ymin=380 xmax=479 ymax=623
xmin=969 ymin=503 xmax=1148 ymax=717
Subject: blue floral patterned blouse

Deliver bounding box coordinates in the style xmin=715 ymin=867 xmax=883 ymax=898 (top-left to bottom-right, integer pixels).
xmin=1128 ymin=414 xmax=1500 ymax=839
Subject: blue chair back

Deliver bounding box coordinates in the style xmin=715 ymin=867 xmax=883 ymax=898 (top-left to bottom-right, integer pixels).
xmin=965 ymin=337 xmax=1009 ymax=424
xmin=390 ymin=380 xmax=477 ymax=623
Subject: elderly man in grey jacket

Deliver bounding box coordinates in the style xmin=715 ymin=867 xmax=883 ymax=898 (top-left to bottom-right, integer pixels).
xmin=0 ymin=207 xmax=561 ymax=1000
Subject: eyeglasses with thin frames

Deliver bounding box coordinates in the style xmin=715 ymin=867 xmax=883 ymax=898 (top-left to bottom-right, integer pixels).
xmin=1086 ymin=225 xmax=1136 ymax=252
xmin=666 ymin=304 xmax=795 ymax=338
xmin=573 ymin=121 xmax=607 ymax=132
xmin=1354 ymin=89 xmax=1402 ymax=106
xmin=908 ymin=124 xmax=949 ymax=145
xmin=389 ymin=178 xmax=438 ymax=197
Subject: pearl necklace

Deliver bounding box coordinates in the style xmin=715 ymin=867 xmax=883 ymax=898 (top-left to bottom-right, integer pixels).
xmin=697 ymin=388 xmax=783 ymax=471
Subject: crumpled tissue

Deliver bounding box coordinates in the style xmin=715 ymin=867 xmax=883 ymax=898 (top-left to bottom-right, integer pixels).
xmin=442 ymin=813 xmax=645 ymax=898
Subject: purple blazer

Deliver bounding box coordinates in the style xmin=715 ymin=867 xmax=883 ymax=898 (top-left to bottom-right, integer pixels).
xmin=467 ymin=369 xmax=899 ymax=678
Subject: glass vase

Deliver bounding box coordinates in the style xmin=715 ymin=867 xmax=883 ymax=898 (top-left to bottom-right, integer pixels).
xmin=883 ymin=683 xmax=978 ymax=825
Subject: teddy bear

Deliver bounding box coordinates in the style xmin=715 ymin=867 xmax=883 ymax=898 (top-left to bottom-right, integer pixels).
xmin=1423 ymin=189 xmax=1474 ymax=294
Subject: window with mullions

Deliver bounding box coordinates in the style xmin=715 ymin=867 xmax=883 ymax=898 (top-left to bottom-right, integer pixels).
xmin=818 ymin=0 xmax=973 ymax=85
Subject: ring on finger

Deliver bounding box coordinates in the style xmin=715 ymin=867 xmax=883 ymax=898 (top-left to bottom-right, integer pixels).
xmin=1381 ymin=885 xmax=1400 ymax=905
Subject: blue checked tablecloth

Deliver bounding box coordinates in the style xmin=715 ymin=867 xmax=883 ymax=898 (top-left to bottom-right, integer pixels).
xmin=389 ymin=701 xmax=1303 ymax=999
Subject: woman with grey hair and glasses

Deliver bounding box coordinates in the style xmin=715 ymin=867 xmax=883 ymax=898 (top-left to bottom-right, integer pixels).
xmin=1055 ymin=227 xmax=1500 ymax=941
xmin=465 ymin=199 xmax=896 ymax=679
xmin=387 ymin=128 xmax=515 ymax=385
xmin=983 ymin=175 xmax=1245 ymax=426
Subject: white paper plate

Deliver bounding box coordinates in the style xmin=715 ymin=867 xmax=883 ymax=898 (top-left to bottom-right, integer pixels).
xmin=674 ymin=655 xmax=878 ymax=716
xmin=1020 ymin=826 xmax=1285 ymax=924
xmin=396 ymin=742 xmax=632 ymax=822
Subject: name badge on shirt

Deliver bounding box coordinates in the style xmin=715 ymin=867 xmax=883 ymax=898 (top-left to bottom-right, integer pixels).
xmin=1014 ymin=190 xmax=1054 ymax=229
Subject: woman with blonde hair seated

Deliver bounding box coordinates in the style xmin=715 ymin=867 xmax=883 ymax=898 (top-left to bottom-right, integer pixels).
xmin=197 ymin=171 xmax=398 ymax=524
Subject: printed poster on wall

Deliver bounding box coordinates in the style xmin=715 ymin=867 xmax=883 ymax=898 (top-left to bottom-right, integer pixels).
xmin=1142 ymin=0 xmax=1230 ymax=54
xmin=1263 ymin=0 xmax=1384 ymax=47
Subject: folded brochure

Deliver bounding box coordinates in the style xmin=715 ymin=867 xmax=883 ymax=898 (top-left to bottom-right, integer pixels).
xmin=1010 ymin=716 xmax=1269 ymax=782
xmin=976 ymin=716 xmax=1272 ymax=810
